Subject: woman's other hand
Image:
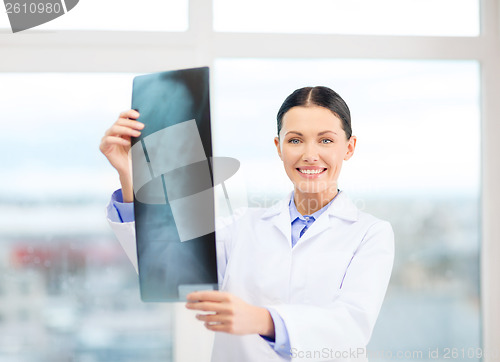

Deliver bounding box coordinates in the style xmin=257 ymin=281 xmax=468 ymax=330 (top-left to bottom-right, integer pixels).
xmin=186 ymin=291 xmax=275 ymax=338
xmin=99 ymin=110 xmax=143 ymax=202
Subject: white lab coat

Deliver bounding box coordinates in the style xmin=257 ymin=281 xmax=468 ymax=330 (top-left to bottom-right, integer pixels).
xmin=107 ymin=191 xmax=394 ymax=362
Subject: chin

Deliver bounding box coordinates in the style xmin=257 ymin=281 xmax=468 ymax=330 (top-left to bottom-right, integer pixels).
xmin=294 ymin=180 xmax=337 ymax=195
xmin=295 ymin=183 xmax=327 ymax=195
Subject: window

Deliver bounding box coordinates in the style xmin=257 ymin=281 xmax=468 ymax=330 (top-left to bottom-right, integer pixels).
xmin=214 ymin=0 xmax=480 ymax=36
xmin=0 ymin=73 xmax=173 ymax=361
xmin=0 ymin=0 xmax=188 ymax=31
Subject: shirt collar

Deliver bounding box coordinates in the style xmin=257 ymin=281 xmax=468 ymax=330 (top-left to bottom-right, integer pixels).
xmin=288 ymin=191 xmax=340 ymax=222
xmin=261 ymin=189 xmax=359 ymax=222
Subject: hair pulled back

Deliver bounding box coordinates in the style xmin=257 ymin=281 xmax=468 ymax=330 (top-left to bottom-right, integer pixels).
xmin=277 ymin=86 xmax=352 ymax=139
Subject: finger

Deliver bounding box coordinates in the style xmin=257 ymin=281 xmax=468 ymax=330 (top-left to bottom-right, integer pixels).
xmin=116 ymin=118 xmax=145 ymax=130
xmin=119 ymin=109 xmax=140 ymax=120
xmin=101 ymin=135 xmax=130 ymax=149
xmin=196 ymin=313 xmax=229 ymax=323
xmin=187 ymin=291 xmax=229 ymax=303
xmin=204 ymin=322 xmax=229 ymax=332
xmin=185 ymin=301 xmax=228 ymax=313
xmin=105 ymin=125 xmax=142 ymax=138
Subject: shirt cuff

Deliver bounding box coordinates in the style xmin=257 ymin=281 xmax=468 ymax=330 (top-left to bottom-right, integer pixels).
xmin=107 ymin=189 xmax=135 ymax=223
xmin=260 ymin=307 xmax=291 ymax=359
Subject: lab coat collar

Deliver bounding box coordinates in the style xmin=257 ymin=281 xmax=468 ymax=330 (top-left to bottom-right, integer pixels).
xmin=260 ymin=191 xmax=294 ymax=241
xmin=261 ymin=191 xmax=359 ymax=244
xmin=261 ymin=191 xmax=294 ymax=219
xmin=261 ymin=190 xmax=359 ymax=222
xmin=327 ymin=191 xmax=359 ymax=222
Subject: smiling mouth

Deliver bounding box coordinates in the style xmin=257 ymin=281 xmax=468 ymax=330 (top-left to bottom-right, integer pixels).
xmin=297 ymin=168 xmax=327 ymax=175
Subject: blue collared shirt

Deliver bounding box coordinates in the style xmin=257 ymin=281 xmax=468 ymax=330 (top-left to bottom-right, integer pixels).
xmin=289 ymin=192 xmax=339 ymax=248
xmin=108 ymin=189 xmax=339 ymax=359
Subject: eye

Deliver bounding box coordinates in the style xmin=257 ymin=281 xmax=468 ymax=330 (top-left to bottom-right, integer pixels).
xmin=288 ymin=138 xmax=301 ymax=144
xmin=321 ymin=139 xmax=333 ymax=144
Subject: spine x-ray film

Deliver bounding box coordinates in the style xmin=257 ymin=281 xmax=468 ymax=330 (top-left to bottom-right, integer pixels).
xmin=131 ymin=67 xmax=219 ymax=302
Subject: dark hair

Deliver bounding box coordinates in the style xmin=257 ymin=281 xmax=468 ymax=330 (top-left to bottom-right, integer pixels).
xmin=276 ymin=86 xmax=352 ymax=139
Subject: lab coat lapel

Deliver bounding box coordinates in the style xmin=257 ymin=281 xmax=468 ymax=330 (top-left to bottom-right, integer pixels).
xmin=297 ymin=211 xmax=331 ymax=244
xmin=261 ymin=193 xmax=292 ymax=243
xmin=296 ymin=192 xmax=359 ymax=244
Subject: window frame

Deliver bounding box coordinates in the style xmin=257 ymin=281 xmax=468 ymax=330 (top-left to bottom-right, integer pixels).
xmin=1 ymin=0 xmax=499 ymax=360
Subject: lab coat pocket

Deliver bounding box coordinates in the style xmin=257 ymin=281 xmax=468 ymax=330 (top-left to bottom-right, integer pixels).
xmin=306 ymin=251 xmax=353 ymax=305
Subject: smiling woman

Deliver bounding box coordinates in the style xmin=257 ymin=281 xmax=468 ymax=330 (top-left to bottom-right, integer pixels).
xmin=102 ymin=85 xmax=395 ymax=361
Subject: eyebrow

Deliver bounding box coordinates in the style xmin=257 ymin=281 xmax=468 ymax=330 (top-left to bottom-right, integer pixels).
xmin=285 ymin=130 xmax=338 ymax=136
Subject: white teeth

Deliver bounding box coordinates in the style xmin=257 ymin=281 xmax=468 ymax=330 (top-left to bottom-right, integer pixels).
xmin=299 ymin=169 xmax=324 ymax=174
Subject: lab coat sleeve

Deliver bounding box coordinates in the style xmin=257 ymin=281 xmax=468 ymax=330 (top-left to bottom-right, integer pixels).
xmin=106 ymin=194 xmax=139 ymax=273
xmin=271 ymin=220 xmax=395 ymax=361
xmin=214 ymin=208 xmax=248 ymax=286
xmin=215 ymin=218 xmax=231 ymax=288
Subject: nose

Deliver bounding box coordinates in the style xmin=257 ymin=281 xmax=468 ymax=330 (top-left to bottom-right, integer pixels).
xmin=301 ymin=143 xmax=319 ymax=163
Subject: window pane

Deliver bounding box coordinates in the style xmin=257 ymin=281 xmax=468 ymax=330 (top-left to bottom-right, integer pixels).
xmin=214 ymin=0 xmax=480 ymax=36
xmin=213 ymin=58 xmax=481 ymax=356
xmin=0 ymin=0 xmax=188 ymax=32
xmin=0 ymin=73 xmax=173 ymax=361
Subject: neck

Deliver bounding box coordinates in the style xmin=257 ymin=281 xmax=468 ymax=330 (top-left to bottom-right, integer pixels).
xmin=293 ymin=187 xmax=339 ymax=215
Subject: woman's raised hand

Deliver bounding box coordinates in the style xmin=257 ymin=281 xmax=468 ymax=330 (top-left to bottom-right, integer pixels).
xmin=99 ymin=110 xmax=143 ymax=202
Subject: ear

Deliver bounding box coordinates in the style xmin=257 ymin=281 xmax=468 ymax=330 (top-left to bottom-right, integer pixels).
xmin=344 ymin=135 xmax=357 ymax=161
xmin=274 ymin=136 xmax=283 ymax=160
